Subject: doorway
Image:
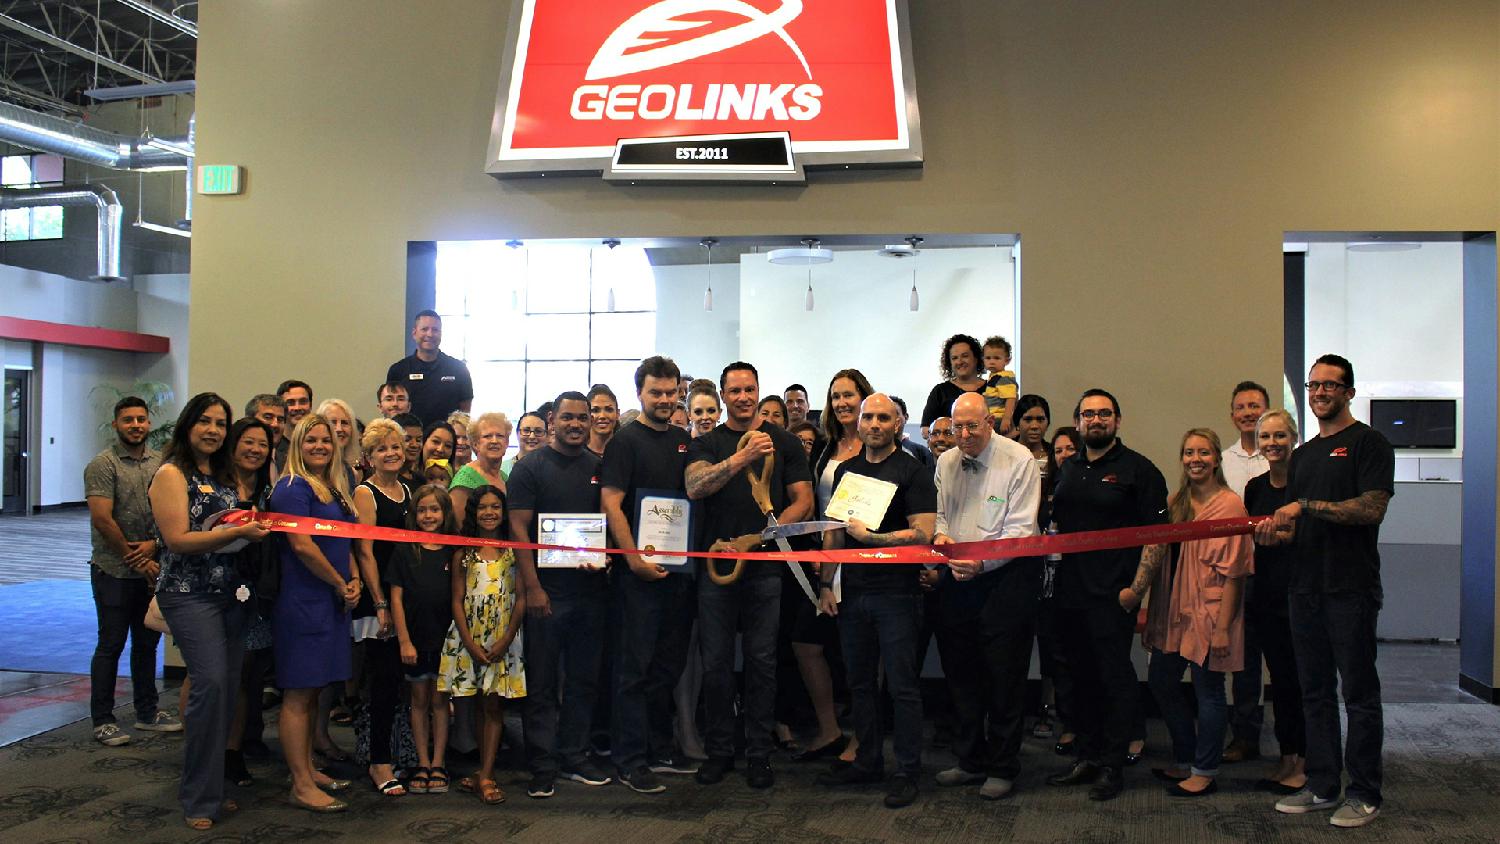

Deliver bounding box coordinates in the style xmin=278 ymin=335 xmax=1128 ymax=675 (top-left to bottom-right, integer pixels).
xmin=2 ymin=368 xmax=29 ymax=515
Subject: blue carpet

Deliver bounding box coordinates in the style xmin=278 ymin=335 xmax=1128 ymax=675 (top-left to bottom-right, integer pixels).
xmin=0 ymin=580 xmax=159 ymax=675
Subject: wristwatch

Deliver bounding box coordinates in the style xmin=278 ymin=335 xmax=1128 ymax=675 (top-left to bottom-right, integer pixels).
xmin=819 ymin=582 xmax=835 ymax=591
xmin=374 ymin=600 xmax=389 ymax=610
xmin=1297 ymin=497 xmax=1310 ymax=511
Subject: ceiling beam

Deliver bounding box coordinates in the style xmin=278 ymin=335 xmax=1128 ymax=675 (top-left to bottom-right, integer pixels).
xmin=0 ymin=10 xmax=163 ymax=84
xmin=113 ymin=0 xmax=196 ymax=38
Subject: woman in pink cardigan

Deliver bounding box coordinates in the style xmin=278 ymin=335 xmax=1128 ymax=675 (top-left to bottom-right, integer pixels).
xmin=1140 ymin=427 xmax=1253 ymax=797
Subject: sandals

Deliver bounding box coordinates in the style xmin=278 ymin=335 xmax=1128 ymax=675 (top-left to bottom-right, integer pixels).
xmin=374 ymin=778 xmax=407 ymax=797
xmin=407 ymin=766 xmax=431 ymax=794
xmin=477 ymin=777 xmax=505 ymax=804
xmin=427 ymin=766 xmax=450 ymax=794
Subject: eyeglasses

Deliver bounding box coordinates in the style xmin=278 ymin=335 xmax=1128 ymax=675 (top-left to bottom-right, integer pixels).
xmin=518 ymin=427 xmax=546 ymax=436
xmin=1304 ymin=380 xmax=1349 ymax=393
xmin=952 ymin=421 xmax=987 ymax=434
xmin=1078 ymin=409 xmax=1115 ymax=420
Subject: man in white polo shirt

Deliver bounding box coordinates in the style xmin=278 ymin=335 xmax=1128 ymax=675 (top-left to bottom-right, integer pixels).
xmin=1220 ymin=380 xmax=1270 ymax=764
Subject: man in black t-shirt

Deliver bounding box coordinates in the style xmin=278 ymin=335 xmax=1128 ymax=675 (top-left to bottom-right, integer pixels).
xmin=600 ymin=356 xmax=697 ymax=794
xmin=814 ymin=394 xmax=936 ymax=810
xmin=1047 ymin=388 xmax=1168 ymax=802
xmin=385 ymin=310 xmax=473 ymax=425
xmin=1257 ymin=355 xmax=1393 ymax=829
xmin=509 ymin=391 xmax=614 ymax=796
xmin=686 ymin=363 xmax=813 ymax=790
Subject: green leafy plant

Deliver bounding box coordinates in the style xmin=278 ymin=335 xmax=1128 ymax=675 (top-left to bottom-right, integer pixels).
xmin=90 ymin=380 xmax=177 ymax=451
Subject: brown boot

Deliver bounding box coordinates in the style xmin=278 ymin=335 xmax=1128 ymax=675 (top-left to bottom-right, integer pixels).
xmin=1222 ymin=737 xmax=1261 ymax=763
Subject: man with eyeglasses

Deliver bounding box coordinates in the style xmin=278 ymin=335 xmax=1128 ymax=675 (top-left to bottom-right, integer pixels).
xmin=930 ymin=393 xmax=1042 ymax=801
xmin=1046 ymin=388 xmax=1167 ymax=801
xmin=926 ymin=417 xmax=957 ymax=458
xmin=1257 ymin=354 xmax=1393 ymax=829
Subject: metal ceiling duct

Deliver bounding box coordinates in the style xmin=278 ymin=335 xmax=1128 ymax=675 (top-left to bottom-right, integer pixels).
xmin=0 ymin=101 xmax=190 ymax=171
xmin=0 ymin=184 xmax=123 ymax=280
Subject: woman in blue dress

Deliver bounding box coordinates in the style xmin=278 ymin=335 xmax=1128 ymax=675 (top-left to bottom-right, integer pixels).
xmin=270 ymin=413 xmax=362 ymax=813
xmin=148 ymin=392 xmax=271 ymax=831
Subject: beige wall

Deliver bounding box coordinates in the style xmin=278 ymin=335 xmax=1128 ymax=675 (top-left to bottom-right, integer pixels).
xmin=190 ymin=0 xmax=1499 ymax=474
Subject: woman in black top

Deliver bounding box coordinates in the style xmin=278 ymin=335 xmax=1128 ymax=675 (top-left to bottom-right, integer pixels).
xmin=918 ymin=333 xmax=985 ymax=436
xmin=351 ymin=419 xmax=412 ymax=796
xmin=1243 ymin=408 xmax=1305 ymax=794
xmin=224 ymin=418 xmax=275 ymax=788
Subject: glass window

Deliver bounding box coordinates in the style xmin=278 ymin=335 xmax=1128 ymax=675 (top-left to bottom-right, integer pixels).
xmin=591 ymin=312 xmax=655 ymax=360
xmin=436 ymin=240 xmax=658 ymax=416
xmin=0 ymin=154 xmax=64 ymax=242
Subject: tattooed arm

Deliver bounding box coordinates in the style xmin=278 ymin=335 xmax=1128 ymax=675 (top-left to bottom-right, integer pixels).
xmin=845 ymin=513 xmax=936 ymax=548
xmin=1119 ymin=543 xmax=1167 ymax=611
xmin=1303 ymin=490 xmax=1391 ymax=526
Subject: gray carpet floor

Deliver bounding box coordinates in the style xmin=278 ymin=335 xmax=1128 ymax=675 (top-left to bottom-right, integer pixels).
xmin=2 ymin=699 xmax=1498 ymax=843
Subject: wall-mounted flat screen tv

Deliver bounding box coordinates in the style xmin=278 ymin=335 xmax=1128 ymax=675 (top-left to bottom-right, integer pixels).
xmin=1369 ymin=399 xmax=1457 ymax=449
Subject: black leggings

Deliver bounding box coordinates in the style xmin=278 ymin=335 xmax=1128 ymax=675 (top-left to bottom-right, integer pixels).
xmin=363 ymin=637 xmax=402 ymax=765
xmin=1254 ymin=609 xmax=1305 ymax=757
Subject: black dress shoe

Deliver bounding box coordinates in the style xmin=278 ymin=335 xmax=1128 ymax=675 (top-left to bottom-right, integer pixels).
xmin=1088 ymin=767 xmax=1123 ymax=801
xmin=791 ymin=735 xmax=849 ymax=763
xmin=1053 ymin=738 xmax=1076 ymax=756
xmin=1166 ymin=778 xmax=1218 ymax=797
xmin=1255 ymin=778 xmax=1301 ymax=795
xmin=1151 ymin=768 xmax=1189 ymax=783
xmin=1048 ymin=761 xmax=1101 ymax=787
xmin=694 ymin=756 xmax=733 ymax=785
xmin=883 ymin=774 xmax=919 ymax=808
xmin=745 ymin=757 xmax=773 ymax=790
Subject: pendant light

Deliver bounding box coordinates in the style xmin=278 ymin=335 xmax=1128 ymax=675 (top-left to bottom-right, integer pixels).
xmin=507 ymin=239 xmax=524 ymax=311
xmin=702 ymin=238 xmax=717 ymax=311
xmin=805 ymin=268 xmax=815 ymax=311
xmin=602 ymin=238 xmax=620 ymax=312
xmin=909 ymin=267 xmax=920 ymax=312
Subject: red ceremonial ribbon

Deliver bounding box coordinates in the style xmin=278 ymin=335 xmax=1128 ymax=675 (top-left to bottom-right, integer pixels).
xmin=221 ymin=510 xmax=1266 ymax=566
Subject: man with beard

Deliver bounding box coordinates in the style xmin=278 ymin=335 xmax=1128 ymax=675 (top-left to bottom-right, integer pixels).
xmin=1046 ymin=389 xmax=1167 ymax=801
xmin=274 ymin=379 xmax=312 ymax=471
xmin=602 ymin=356 xmax=698 ymax=793
xmin=686 ymin=362 xmax=813 ymax=790
xmin=785 ymin=383 xmax=824 ymax=456
xmin=85 ymin=396 xmax=178 ymax=746
xmin=1259 ymin=355 xmax=1393 ymax=829
xmin=931 ymin=393 xmax=1042 ymax=801
xmin=815 ymin=394 xmax=937 ymax=809
xmin=927 ymin=417 xmax=956 ymax=458
xmin=511 ymin=392 xmax=615 ymax=797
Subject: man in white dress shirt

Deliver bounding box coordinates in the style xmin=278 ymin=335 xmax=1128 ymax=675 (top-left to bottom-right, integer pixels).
xmin=1221 ymin=380 xmax=1270 ymax=498
xmin=931 ymin=393 xmax=1042 ymax=800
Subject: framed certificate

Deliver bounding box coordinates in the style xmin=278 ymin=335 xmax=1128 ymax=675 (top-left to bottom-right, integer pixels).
xmin=635 ymin=490 xmax=693 ymax=568
xmin=825 ymin=472 xmax=898 ymax=527
xmin=537 ymin=513 xmax=607 ymax=568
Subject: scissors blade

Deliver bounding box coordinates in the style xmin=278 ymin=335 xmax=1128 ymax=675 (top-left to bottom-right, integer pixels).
xmin=765 ymin=513 xmax=820 ymax=608
xmin=761 ymin=519 xmax=845 ymax=541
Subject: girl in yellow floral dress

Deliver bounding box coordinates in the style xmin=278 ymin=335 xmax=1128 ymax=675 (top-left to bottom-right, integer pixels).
xmin=438 ymin=485 xmax=525 ymax=804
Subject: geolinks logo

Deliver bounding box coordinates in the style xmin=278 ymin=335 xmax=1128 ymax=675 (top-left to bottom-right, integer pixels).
xmin=489 ymin=0 xmax=920 ymax=173
xmin=572 ymin=0 xmax=822 ymax=122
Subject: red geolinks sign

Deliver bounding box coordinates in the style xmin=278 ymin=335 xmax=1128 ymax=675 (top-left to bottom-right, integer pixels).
xmin=486 ymin=0 xmax=922 ymax=175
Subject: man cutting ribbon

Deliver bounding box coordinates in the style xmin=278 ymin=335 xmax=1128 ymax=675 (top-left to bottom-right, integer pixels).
xmin=685 ymin=362 xmax=814 ymax=791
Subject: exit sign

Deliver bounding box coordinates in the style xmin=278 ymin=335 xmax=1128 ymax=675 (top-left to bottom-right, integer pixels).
xmin=197 ymin=165 xmax=242 ymax=195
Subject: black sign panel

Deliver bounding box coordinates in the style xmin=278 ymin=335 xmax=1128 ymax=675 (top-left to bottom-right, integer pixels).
xmin=605 ymin=132 xmax=804 ymax=184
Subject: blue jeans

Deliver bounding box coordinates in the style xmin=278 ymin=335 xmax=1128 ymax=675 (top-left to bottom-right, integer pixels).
xmin=1290 ymin=591 xmax=1383 ymax=806
xmin=1148 ymin=649 xmax=1228 ymax=777
xmin=611 ymin=571 xmax=694 ymax=773
xmin=157 ymin=590 xmax=249 ymax=820
xmin=698 ymin=570 xmax=781 ymax=760
xmin=839 ymin=591 xmax=924 ymax=777
xmin=90 ymin=566 xmax=161 ymax=726
xmin=522 ymin=587 xmax=608 ymax=777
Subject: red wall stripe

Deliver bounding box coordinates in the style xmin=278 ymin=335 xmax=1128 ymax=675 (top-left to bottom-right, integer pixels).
xmin=0 ymin=316 xmax=170 ymax=354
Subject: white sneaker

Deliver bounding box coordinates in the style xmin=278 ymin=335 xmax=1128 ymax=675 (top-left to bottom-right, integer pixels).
xmin=1330 ymin=798 xmax=1380 ymax=828
xmin=133 ymin=712 xmax=184 ymax=732
xmin=979 ymin=777 xmax=1014 ymax=800
xmin=935 ymin=766 xmax=986 ymax=786
xmin=1275 ymin=788 xmax=1338 ymax=814
xmin=93 ymin=723 xmax=131 ymax=746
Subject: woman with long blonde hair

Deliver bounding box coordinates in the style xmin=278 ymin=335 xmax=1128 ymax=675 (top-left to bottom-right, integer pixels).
xmin=270 ymin=413 xmax=361 ymax=813
xmin=315 ymin=398 xmax=363 ymax=485
xmin=1141 ymin=427 xmax=1253 ymax=797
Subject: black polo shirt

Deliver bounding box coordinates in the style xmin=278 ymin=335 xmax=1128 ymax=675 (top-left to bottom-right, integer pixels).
xmin=1286 ymin=421 xmax=1394 ymax=599
xmin=386 ymin=351 xmax=473 ymax=425
xmin=687 ymin=422 xmax=812 ymax=579
xmin=1049 ymin=439 xmax=1168 ymax=609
